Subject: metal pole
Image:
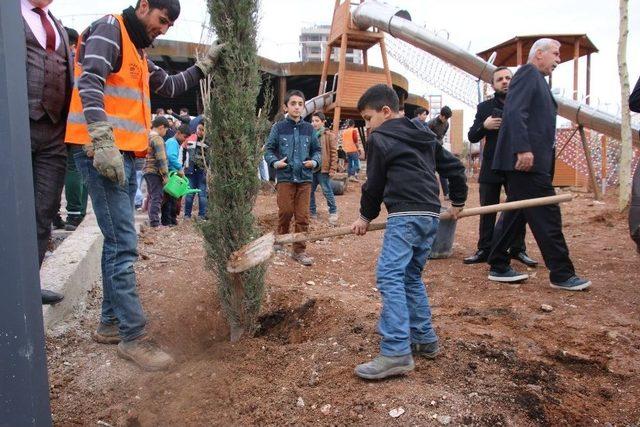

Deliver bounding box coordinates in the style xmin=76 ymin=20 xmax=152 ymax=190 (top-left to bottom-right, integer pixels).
xmin=578 ymin=125 xmax=602 ymax=200
xmin=352 ymin=0 xmax=640 ymax=146
xmin=0 ymin=2 xmax=53 ymax=426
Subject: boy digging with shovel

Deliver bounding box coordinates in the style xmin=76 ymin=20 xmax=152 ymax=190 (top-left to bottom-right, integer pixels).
xmin=351 ymin=84 xmax=468 ymax=380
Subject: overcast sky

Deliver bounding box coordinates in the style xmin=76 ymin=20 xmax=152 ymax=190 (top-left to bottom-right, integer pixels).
xmin=51 ymin=0 xmax=639 ymax=123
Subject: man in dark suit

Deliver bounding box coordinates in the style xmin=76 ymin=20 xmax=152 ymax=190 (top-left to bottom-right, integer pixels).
xmin=487 ymin=38 xmax=590 ymax=291
xmin=21 ymin=0 xmax=74 ymax=304
xmin=464 ymin=66 xmax=537 ymax=267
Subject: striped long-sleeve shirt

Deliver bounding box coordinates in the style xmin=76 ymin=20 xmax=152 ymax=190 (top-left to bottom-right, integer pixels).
xmin=76 ymin=15 xmax=203 ymax=124
xmin=143 ymin=130 xmax=169 ymax=176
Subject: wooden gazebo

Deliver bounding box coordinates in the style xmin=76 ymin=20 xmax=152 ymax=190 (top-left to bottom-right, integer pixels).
xmin=476 ymin=34 xmax=599 ymax=103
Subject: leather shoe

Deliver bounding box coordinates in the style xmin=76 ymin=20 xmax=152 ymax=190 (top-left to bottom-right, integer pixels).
xmin=463 ymin=249 xmax=488 ymax=264
xmin=42 ymin=289 xmax=64 ymax=305
xmin=511 ymin=251 xmax=538 ymax=267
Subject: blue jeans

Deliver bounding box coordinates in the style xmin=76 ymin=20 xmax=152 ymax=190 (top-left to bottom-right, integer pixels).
xmin=347 ymin=152 xmax=360 ymax=177
xmin=376 ymin=215 xmax=439 ymax=356
xmin=184 ymin=168 xmax=207 ymax=218
xmin=134 ymin=158 xmax=145 ymax=208
xmin=74 ymin=149 xmax=147 ymax=342
xmin=134 ymin=170 xmax=144 ymax=207
xmin=310 ymin=172 xmax=337 ymax=215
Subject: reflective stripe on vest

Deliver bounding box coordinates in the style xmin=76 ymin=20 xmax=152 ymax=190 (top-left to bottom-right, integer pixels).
xmin=65 ymin=14 xmax=151 ymax=151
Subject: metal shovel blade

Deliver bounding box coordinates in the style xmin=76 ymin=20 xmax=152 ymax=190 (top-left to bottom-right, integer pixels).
xmin=227 ymin=232 xmax=276 ymax=273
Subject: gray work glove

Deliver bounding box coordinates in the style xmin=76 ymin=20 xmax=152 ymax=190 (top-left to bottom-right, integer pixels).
xmin=195 ymin=40 xmax=226 ymax=75
xmin=85 ymin=121 xmax=126 ymax=186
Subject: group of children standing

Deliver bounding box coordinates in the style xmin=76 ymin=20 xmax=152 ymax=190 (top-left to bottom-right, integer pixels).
xmin=142 ymin=117 xmax=208 ymax=228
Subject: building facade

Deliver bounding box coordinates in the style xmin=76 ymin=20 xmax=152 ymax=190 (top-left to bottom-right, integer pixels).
xmin=299 ymin=25 xmax=362 ymax=64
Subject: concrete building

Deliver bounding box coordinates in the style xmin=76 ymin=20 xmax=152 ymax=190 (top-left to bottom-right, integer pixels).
xmin=299 ymin=25 xmax=362 ymax=64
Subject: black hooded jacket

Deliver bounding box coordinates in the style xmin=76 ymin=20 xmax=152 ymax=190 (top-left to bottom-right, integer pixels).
xmin=360 ymin=117 xmax=468 ymax=222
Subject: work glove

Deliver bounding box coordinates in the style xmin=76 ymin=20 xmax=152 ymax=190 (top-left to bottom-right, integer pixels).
xmin=85 ymin=121 xmax=126 ymax=186
xmin=195 ymin=40 xmax=226 ymax=75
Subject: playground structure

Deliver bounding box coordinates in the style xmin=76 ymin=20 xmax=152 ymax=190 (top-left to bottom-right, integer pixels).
xmin=310 ymin=0 xmax=639 ymax=196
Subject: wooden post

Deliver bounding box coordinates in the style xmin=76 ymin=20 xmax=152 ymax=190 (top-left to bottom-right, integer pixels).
xmin=578 ymin=125 xmax=602 ymax=200
xmin=363 ymin=49 xmax=368 ymax=72
xmin=278 ymin=76 xmax=287 ymax=109
xmin=618 ymin=0 xmax=632 ymax=210
xmin=516 ymin=39 xmax=523 ymax=66
xmin=586 ymin=53 xmax=592 ymax=105
xmin=601 ymin=134 xmax=607 ymax=195
xmin=333 ymin=33 xmax=349 ymax=133
xmin=318 ymin=41 xmax=333 ymax=96
xmin=379 ymin=36 xmax=393 ymax=87
xmin=573 ymin=39 xmax=580 ymax=100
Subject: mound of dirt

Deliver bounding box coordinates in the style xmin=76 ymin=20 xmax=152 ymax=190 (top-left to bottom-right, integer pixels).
xmin=47 ymin=183 xmax=640 ymax=425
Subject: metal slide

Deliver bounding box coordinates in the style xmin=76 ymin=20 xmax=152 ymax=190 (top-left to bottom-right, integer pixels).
xmin=303 ymin=91 xmax=336 ymax=118
xmin=352 ymin=1 xmax=640 ymax=146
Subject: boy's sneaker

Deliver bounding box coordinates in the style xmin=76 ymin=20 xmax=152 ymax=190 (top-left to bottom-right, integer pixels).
xmin=292 ymin=252 xmax=313 ymax=266
xmin=550 ymin=275 xmax=591 ymax=291
xmin=328 ymin=213 xmax=339 ymax=226
xmin=488 ymin=267 xmax=528 ymax=283
xmin=117 ymin=337 xmax=174 ymax=371
xmin=411 ymin=341 xmax=439 ymax=359
xmin=355 ymin=354 xmax=415 ymax=380
xmin=92 ymin=322 xmax=120 ymax=344
xmin=310 ymin=213 xmax=318 ymax=220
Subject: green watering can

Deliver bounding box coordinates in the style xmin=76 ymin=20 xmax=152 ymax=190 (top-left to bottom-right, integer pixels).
xmin=163 ymin=171 xmax=201 ymax=198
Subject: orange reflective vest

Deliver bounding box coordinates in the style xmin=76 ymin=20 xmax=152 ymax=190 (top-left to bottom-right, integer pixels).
xmin=341 ymin=128 xmax=359 ymax=153
xmin=65 ymin=14 xmax=151 ymax=153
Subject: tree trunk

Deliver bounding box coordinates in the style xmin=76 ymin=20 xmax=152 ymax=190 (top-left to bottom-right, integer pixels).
xmin=202 ymin=0 xmax=268 ymax=339
xmin=618 ymin=0 xmax=632 ymax=210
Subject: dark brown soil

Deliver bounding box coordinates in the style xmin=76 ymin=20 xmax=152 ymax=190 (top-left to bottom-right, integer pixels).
xmin=47 ymin=181 xmax=640 ymax=426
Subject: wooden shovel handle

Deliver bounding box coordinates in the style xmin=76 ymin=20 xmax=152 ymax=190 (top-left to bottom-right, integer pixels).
xmin=440 ymin=193 xmax=572 ymax=220
xmin=275 ymin=193 xmax=572 ymax=245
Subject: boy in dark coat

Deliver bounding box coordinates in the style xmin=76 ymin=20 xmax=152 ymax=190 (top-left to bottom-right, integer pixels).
xmin=351 ymin=84 xmax=467 ymax=380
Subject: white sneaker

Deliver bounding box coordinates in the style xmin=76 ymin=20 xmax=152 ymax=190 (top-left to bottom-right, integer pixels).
xmin=328 ymin=213 xmax=338 ymax=226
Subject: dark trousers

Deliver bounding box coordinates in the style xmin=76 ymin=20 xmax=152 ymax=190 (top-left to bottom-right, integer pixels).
xmin=161 ymin=194 xmax=178 ymax=225
xmin=438 ymin=174 xmax=449 ymax=197
xmin=31 ymin=117 xmax=67 ymax=265
xmin=144 ymin=173 xmax=164 ymax=227
xmin=488 ymin=172 xmax=575 ymax=283
xmin=477 ymin=182 xmax=526 ymax=253
xmin=277 ymin=182 xmax=312 ymax=253
xmin=65 ymin=144 xmax=88 ymax=220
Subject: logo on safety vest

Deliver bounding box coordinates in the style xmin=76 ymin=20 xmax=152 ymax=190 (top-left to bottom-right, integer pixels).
xmin=129 ymin=63 xmax=142 ymax=80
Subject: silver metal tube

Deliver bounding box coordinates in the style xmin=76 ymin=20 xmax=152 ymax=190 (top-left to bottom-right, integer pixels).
xmin=303 ymin=91 xmax=335 ymax=118
xmin=353 ymin=0 xmax=639 ymax=146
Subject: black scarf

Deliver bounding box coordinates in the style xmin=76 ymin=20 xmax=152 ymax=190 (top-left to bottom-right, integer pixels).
xmin=122 ymin=6 xmax=152 ymax=49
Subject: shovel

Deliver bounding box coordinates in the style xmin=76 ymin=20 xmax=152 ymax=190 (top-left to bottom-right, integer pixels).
xmin=226 ymin=193 xmax=573 ymax=273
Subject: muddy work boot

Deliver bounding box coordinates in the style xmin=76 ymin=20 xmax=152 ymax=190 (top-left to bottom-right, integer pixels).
xmin=355 ymin=354 xmax=415 ymax=380
xmin=92 ymin=322 xmax=121 ymax=344
xmin=411 ymin=341 xmax=439 ymax=359
xmin=117 ymin=337 xmax=174 ymax=371
xmin=292 ymin=252 xmax=314 ymax=266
